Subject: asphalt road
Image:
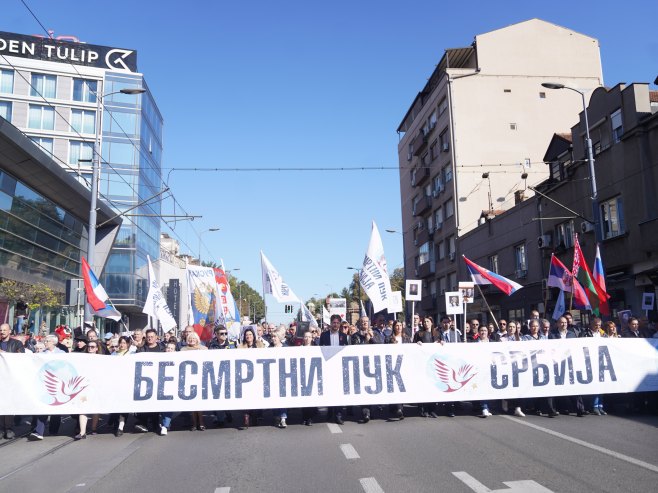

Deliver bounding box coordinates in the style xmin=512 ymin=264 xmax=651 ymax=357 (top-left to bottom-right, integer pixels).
xmin=1 ymin=406 xmax=657 ymax=493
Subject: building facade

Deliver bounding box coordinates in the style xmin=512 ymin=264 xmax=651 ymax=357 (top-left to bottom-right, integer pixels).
xmin=0 ymin=116 xmax=121 ymax=329
xmin=0 ymin=31 xmax=163 ymax=327
xmin=396 ymin=19 xmax=603 ymax=320
xmin=456 ymin=82 xmax=658 ymax=325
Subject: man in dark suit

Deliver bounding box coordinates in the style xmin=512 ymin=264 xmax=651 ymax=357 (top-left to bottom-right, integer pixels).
xmin=319 ymin=314 xmax=348 ymax=346
xmin=1 ymin=323 xmax=24 ymax=439
xmin=549 ymin=317 xmax=585 ymax=416
xmin=319 ymin=314 xmax=348 ymax=423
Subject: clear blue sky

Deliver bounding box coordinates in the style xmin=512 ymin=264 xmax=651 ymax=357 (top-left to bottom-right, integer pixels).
xmin=4 ymin=0 xmax=657 ymax=320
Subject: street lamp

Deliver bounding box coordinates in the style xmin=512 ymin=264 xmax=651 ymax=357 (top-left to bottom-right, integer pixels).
xmin=541 ymin=82 xmax=598 ymax=201
xmin=198 ymin=228 xmax=220 ymax=263
xmin=84 ymin=87 xmax=145 ymax=325
xmin=347 ymin=266 xmax=362 ymax=300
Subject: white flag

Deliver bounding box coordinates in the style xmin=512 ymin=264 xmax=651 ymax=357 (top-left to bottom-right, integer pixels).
xmin=552 ymin=289 xmax=566 ymax=321
xmin=260 ymin=251 xmax=300 ymax=303
xmin=300 ymin=300 xmax=319 ymax=328
xmin=322 ymin=305 xmax=330 ymax=326
xmin=143 ymin=256 xmax=178 ymax=331
xmin=359 ymin=221 xmax=394 ymax=314
xmin=360 ymin=300 xmax=367 ymax=318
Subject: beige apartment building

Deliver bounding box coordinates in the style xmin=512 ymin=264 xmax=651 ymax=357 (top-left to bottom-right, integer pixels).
xmin=396 ymin=19 xmax=603 ymax=319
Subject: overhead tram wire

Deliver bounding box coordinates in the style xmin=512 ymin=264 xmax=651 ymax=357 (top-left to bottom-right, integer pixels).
xmin=14 ymin=3 xmax=203 ymax=254
xmin=17 ymin=1 xmax=199 ymax=240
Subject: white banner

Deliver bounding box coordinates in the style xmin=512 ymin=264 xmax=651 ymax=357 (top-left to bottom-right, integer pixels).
xmin=260 ymin=251 xmax=300 ymax=303
xmin=143 ymin=256 xmax=177 ymax=331
xmin=327 ymin=298 xmax=346 ymax=321
xmin=360 ymin=221 xmax=393 ymax=313
xmin=2 ymin=339 xmax=657 ymax=415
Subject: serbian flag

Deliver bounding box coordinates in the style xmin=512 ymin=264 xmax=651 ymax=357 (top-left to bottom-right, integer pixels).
xmin=463 ymin=256 xmax=523 ymax=295
xmin=81 ymin=257 xmax=121 ymax=321
xmin=573 ymin=236 xmax=610 ymax=316
xmin=547 ymin=255 xmax=573 ymax=292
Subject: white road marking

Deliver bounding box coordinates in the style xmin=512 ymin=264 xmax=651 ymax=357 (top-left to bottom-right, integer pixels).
xmin=340 ymin=443 xmax=360 ymax=459
xmin=502 ymin=415 xmax=658 ymax=474
xmin=452 ymin=472 xmax=554 ymax=492
xmin=326 ymin=423 xmax=343 ymax=434
xmin=360 ymin=477 xmax=384 ymax=493
xmin=214 ymin=488 xmax=230 ymax=493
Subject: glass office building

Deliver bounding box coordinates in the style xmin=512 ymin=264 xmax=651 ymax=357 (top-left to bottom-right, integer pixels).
xmin=0 ymin=31 xmax=163 ymax=328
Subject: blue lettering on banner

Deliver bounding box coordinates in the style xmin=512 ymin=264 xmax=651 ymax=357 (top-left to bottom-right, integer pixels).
xmin=490 ymin=345 xmax=617 ymax=389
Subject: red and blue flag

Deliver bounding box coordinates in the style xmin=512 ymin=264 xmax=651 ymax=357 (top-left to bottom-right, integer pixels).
xmin=81 ymin=257 xmax=122 ymax=321
xmin=462 ymin=256 xmax=523 ymax=295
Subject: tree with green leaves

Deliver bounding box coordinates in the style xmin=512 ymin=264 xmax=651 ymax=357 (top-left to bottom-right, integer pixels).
xmin=0 ymin=279 xmax=60 ymax=329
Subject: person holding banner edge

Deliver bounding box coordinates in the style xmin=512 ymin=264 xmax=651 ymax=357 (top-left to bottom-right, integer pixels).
xmin=319 ymin=314 xmax=348 ymax=425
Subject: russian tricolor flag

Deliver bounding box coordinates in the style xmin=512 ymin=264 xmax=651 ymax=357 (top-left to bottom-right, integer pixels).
xmin=463 ymin=256 xmax=523 ymax=296
xmin=81 ymin=257 xmax=121 ymax=321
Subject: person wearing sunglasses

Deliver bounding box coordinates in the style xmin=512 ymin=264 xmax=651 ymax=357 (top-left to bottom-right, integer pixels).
xmin=209 ymin=325 xmax=237 ymax=427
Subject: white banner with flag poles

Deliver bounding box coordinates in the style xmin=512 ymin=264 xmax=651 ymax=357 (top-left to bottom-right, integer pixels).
xmin=2 ymin=339 xmax=657 ymax=414
xmin=143 ymin=256 xmax=177 ymax=331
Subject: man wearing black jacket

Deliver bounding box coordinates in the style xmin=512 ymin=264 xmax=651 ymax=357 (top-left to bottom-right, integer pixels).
xmin=319 ymin=315 xmax=347 ymax=424
xmin=1 ymin=323 xmax=24 ymax=439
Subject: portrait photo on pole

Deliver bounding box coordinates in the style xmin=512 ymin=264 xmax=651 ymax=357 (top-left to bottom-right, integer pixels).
xmin=406 ymin=280 xmax=422 ymax=301
xmin=445 ymin=291 xmax=464 ymax=315
xmin=458 ymin=281 xmax=475 ymax=304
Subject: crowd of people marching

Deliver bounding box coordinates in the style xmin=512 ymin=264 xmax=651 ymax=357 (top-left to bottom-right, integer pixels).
xmin=1 ymin=310 xmax=657 ymax=442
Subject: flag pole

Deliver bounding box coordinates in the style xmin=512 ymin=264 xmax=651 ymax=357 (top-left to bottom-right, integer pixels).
xmin=542 ymin=255 xmax=553 ymax=319
xmin=475 ymin=283 xmax=500 ymax=333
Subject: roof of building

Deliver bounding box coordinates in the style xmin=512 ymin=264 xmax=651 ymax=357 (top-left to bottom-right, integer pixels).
xmin=650 ymin=91 xmax=658 ymax=103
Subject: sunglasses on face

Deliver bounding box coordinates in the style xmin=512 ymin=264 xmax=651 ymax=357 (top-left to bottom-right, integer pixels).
xmin=218 ymin=332 xmax=228 ymax=336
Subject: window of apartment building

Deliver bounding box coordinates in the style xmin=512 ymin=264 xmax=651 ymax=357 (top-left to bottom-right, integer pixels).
xmin=30 ymin=136 xmax=53 ymax=156
xmin=439 ymin=129 xmax=449 ymax=152
xmin=439 ymin=276 xmax=446 ymax=295
xmin=73 ymin=78 xmax=98 ymax=103
xmin=443 ymin=163 xmax=452 ymax=183
xmin=429 ymin=110 xmax=437 ymax=130
xmin=0 ymin=69 xmax=14 ymax=93
xmin=445 ymin=198 xmax=454 ymax=218
xmin=422 ymin=152 xmax=430 ymax=167
xmin=412 ymin=195 xmax=421 ymax=215
xmin=69 ymin=140 xmax=94 ymax=165
xmin=449 ymin=272 xmax=457 ymax=291
xmin=448 ymin=236 xmax=455 ymax=255
xmin=28 ymin=104 xmax=55 ymax=130
xmin=429 ymin=140 xmax=437 ymax=161
xmin=600 ymin=196 xmax=624 ymax=239
xmin=410 ymin=168 xmax=417 ymax=187
xmin=71 ymin=109 xmax=96 ymax=134
xmin=514 ymin=244 xmax=527 ymax=273
xmin=433 ymin=174 xmax=443 ymax=194
xmin=508 ymin=308 xmax=525 ymax=320
xmin=407 ymin=142 xmax=413 ymax=161
xmin=424 ymin=183 xmax=432 ymax=198
xmin=555 ymin=220 xmax=575 ymax=249
xmin=430 ymin=280 xmax=437 ymax=299
xmin=438 ymin=239 xmax=445 ymax=260
xmin=427 ymin=214 xmax=434 ymax=233
xmin=549 ymin=160 xmax=565 ymax=181
xmin=438 ymin=97 xmax=448 ymax=116
xmin=611 ymin=109 xmax=623 ymax=143
xmin=0 ymin=101 xmax=11 ymax=122
xmin=489 ymin=254 xmax=499 ymax=273
xmin=435 ymin=207 xmax=443 ymax=229
xmin=419 ymin=242 xmax=430 ymax=265
xmin=30 ymin=73 xmax=57 ymax=98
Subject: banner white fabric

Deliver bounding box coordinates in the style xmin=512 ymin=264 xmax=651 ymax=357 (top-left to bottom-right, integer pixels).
xmin=143 ymin=256 xmax=178 ymax=331
xmin=260 ymin=251 xmax=300 ymax=303
xmin=2 ymin=339 xmax=657 ymax=415
xmin=360 ymin=221 xmax=393 ymax=313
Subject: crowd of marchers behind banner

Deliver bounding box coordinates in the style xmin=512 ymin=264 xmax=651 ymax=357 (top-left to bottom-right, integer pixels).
xmin=1 ymin=310 xmax=657 ymax=442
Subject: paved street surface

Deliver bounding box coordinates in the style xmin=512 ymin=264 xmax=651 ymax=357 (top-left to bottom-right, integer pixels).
xmin=1 ymin=406 xmax=657 ymax=493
